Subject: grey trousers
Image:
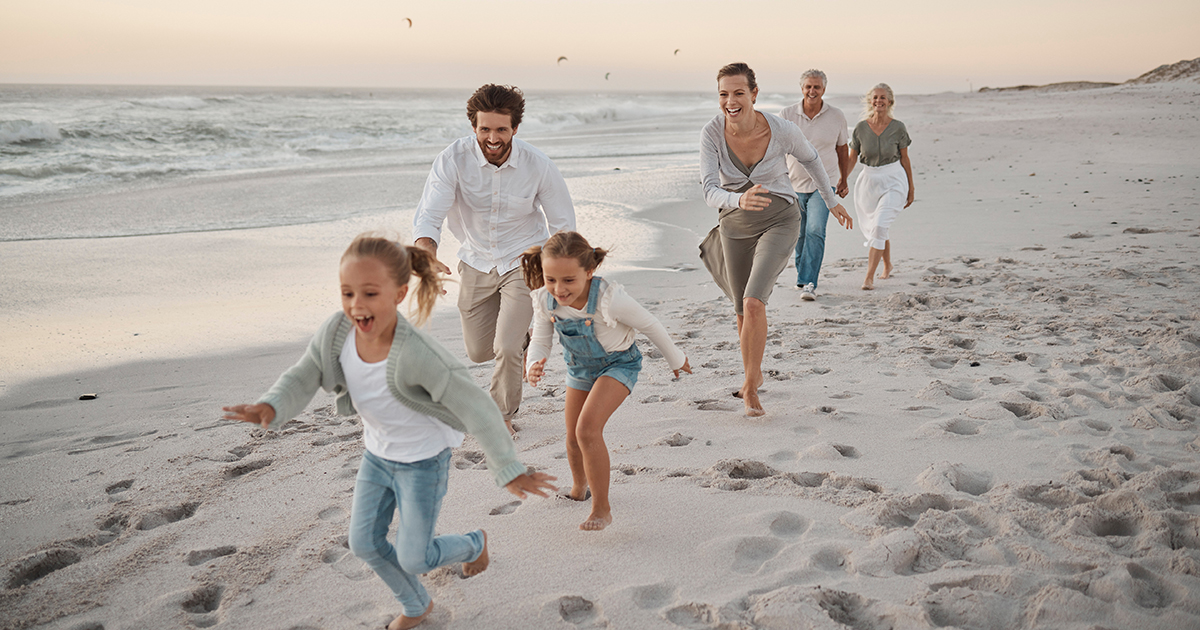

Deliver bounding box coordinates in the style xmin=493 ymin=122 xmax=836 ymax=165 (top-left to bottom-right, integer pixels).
xmin=456 ymin=262 xmax=532 ymax=419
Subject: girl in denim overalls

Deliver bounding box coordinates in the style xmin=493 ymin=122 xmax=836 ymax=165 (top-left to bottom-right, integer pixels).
xmin=520 ymin=232 xmax=691 ymax=530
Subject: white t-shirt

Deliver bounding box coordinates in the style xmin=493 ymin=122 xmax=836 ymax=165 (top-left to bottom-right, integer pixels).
xmin=526 ymin=278 xmax=687 ymax=372
xmin=778 ymin=101 xmax=849 ymax=194
xmin=340 ymin=328 xmax=464 ymax=463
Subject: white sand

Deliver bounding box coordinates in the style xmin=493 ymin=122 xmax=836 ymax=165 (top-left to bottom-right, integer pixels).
xmin=2 ymin=81 xmax=1199 ymax=630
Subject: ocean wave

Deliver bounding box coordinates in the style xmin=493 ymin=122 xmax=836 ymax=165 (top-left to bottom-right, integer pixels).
xmin=524 ymin=100 xmax=707 ymax=131
xmin=0 ymin=120 xmax=63 ymax=144
xmin=128 ymin=96 xmax=211 ymax=110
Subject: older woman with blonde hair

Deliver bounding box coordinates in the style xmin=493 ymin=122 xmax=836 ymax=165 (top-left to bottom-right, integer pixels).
xmin=849 ymin=83 xmax=914 ymax=290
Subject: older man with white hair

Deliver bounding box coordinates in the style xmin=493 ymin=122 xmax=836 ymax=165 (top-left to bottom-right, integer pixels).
xmin=779 ymin=69 xmax=853 ymax=300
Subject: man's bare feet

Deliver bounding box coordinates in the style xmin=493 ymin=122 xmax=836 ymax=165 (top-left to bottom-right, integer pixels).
xmin=462 ymin=530 xmax=489 ymax=577
xmin=739 ymin=383 xmax=766 ymax=417
xmin=387 ymin=601 xmax=432 ymax=630
xmin=580 ymin=511 xmax=612 ymax=531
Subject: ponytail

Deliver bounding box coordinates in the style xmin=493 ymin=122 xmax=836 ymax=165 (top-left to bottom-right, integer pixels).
xmin=342 ymin=233 xmax=443 ymax=327
xmin=520 ymin=245 xmax=545 ymax=290
xmin=405 ymin=247 xmax=443 ymax=326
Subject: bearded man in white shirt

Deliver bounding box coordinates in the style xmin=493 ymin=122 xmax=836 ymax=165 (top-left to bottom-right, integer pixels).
xmin=414 ymin=84 xmax=576 ymax=435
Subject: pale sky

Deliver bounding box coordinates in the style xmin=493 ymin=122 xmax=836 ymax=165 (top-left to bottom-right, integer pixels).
xmin=3 ymin=0 xmax=1198 ymax=94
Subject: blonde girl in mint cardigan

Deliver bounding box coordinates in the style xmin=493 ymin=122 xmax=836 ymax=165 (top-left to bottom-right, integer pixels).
xmin=223 ymin=234 xmax=557 ymax=630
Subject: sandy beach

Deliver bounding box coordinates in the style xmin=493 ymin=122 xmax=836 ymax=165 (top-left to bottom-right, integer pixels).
xmin=2 ymin=79 xmax=1199 ymax=630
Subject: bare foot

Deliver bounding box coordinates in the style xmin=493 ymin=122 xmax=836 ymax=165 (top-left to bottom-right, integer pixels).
xmin=861 ymin=280 xmax=874 ymax=290
xmin=387 ymin=601 xmax=433 ymax=630
xmin=504 ymin=420 xmax=518 ymax=438
xmin=740 ymin=383 xmax=766 ymax=417
xmin=580 ymin=511 xmax=612 ymax=531
xmin=462 ymin=531 xmax=489 ymax=577
xmin=879 ymin=264 xmax=893 ymax=279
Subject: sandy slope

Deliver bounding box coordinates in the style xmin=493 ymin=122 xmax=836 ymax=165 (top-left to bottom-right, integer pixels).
xmin=2 ymin=82 xmax=1199 ymax=630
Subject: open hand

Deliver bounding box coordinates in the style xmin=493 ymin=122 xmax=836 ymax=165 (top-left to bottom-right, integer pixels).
xmin=673 ymin=358 xmax=693 ymax=379
xmin=829 ymin=203 xmax=853 ymax=229
xmin=222 ymin=403 xmax=276 ymax=429
xmin=525 ymin=358 xmax=547 ymax=387
xmin=413 ymin=237 xmax=452 ymax=288
xmin=739 ymin=185 xmax=771 ymax=212
xmin=505 ymin=471 xmax=558 ymax=499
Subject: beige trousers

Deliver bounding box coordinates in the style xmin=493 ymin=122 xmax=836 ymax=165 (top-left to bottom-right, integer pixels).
xmin=456 ymin=262 xmax=532 ymax=420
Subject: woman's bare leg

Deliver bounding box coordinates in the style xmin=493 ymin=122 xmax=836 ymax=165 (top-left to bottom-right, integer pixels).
xmin=879 ymin=240 xmax=893 ymax=279
xmin=738 ymin=298 xmax=767 ymax=416
xmin=864 ymin=247 xmax=883 ymax=289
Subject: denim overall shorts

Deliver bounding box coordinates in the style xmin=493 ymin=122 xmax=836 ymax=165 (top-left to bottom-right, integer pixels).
xmin=549 ymin=276 xmax=643 ymax=393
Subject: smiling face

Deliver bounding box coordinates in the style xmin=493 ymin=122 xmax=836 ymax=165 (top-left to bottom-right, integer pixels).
xmin=473 ymin=110 xmax=517 ymax=166
xmin=340 ymin=255 xmax=408 ymax=344
xmin=870 ymin=88 xmax=892 ymax=115
xmin=801 ymin=76 xmax=826 ymax=104
xmin=718 ymin=74 xmax=757 ymax=123
xmin=542 ymin=255 xmax=594 ymax=310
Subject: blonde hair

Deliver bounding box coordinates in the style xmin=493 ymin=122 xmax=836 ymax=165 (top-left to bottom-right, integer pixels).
xmin=519 ymin=231 xmax=609 ymax=290
xmin=341 ymin=234 xmax=442 ymax=326
xmin=862 ymin=83 xmax=895 ymax=119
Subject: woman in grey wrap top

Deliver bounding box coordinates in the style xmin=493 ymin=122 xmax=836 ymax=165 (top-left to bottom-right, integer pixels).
xmin=699 ymin=62 xmax=852 ymax=417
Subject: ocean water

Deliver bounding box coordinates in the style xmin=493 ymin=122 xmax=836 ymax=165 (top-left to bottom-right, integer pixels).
xmin=0 ymin=85 xmax=745 ymax=242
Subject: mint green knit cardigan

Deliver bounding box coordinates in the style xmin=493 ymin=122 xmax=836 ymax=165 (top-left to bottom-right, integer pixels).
xmin=257 ymin=311 xmax=525 ymax=487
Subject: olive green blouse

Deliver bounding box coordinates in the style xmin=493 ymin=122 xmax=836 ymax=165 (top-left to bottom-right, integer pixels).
xmin=850 ymin=119 xmax=911 ymax=167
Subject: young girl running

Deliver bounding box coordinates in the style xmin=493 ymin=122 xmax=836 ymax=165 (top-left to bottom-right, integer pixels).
xmin=223 ymin=234 xmax=556 ymax=630
xmin=520 ymin=231 xmax=691 ymax=531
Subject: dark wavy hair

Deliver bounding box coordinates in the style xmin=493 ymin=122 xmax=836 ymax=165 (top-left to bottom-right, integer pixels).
xmin=466 ymin=84 xmax=525 ymax=129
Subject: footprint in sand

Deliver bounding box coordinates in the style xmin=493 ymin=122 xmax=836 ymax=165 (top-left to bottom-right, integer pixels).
xmin=105 ymin=479 xmax=134 ymax=496
xmin=222 ymin=459 xmax=272 ymax=480
xmin=453 ymin=450 xmax=486 ymax=470
xmin=186 ymin=546 xmax=237 ymax=566
xmin=627 ymin=581 xmax=676 ymax=609
xmin=5 ymin=548 xmax=82 ymax=588
xmin=664 ymin=602 xmax=718 ymax=628
xmin=550 ymin=595 xmax=606 ymax=627
xmin=311 ymin=430 xmax=361 ymax=447
xmin=322 ymin=537 xmax=372 ymax=582
xmin=489 ymin=500 xmax=522 ymax=516
xmin=182 ymin=584 xmax=224 ymax=628
xmin=318 ymin=506 xmax=348 ymax=522
xmin=136 ymin=502 xmax=199 ymax=531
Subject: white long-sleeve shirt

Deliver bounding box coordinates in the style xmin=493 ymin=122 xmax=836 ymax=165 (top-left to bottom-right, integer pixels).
xmin=413 ymin=136 xmax=576 ymax=275
xmin=526 ymin=278 xmax=687 ymax=373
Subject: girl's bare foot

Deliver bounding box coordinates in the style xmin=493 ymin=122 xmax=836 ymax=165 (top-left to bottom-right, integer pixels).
xmin=580 ymin=511 xmax=612 ymax=531
xmin=387 ymin=601 xmax=433 ymax=630
xmin=462 ymin=531 xmax=489 ymax=577
xmin=740 ymin=383 xmax=766 ymax=417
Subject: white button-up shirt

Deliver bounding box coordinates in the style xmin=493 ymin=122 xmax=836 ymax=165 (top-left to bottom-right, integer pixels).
xmin=413 ymin=136 xmax=576 ymax=275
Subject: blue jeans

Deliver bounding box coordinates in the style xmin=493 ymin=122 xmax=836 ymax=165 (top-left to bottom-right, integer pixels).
xmin=349 ymin=449 xmax=484 ymax=616
xmin=794 ymin=189 xmax=833 ymax=287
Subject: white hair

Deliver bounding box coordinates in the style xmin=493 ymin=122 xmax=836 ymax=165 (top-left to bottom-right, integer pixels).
xmin=861 ymin=83 xmax=895 ymax=119
xmin=800 ymin=69 xmax=828 ymax=86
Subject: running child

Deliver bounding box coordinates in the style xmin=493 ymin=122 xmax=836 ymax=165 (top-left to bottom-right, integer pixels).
xmin=223 ymin=234 xmax=556 ymax=630
xmin=519 ymin=231 xmax=691 ymax=531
